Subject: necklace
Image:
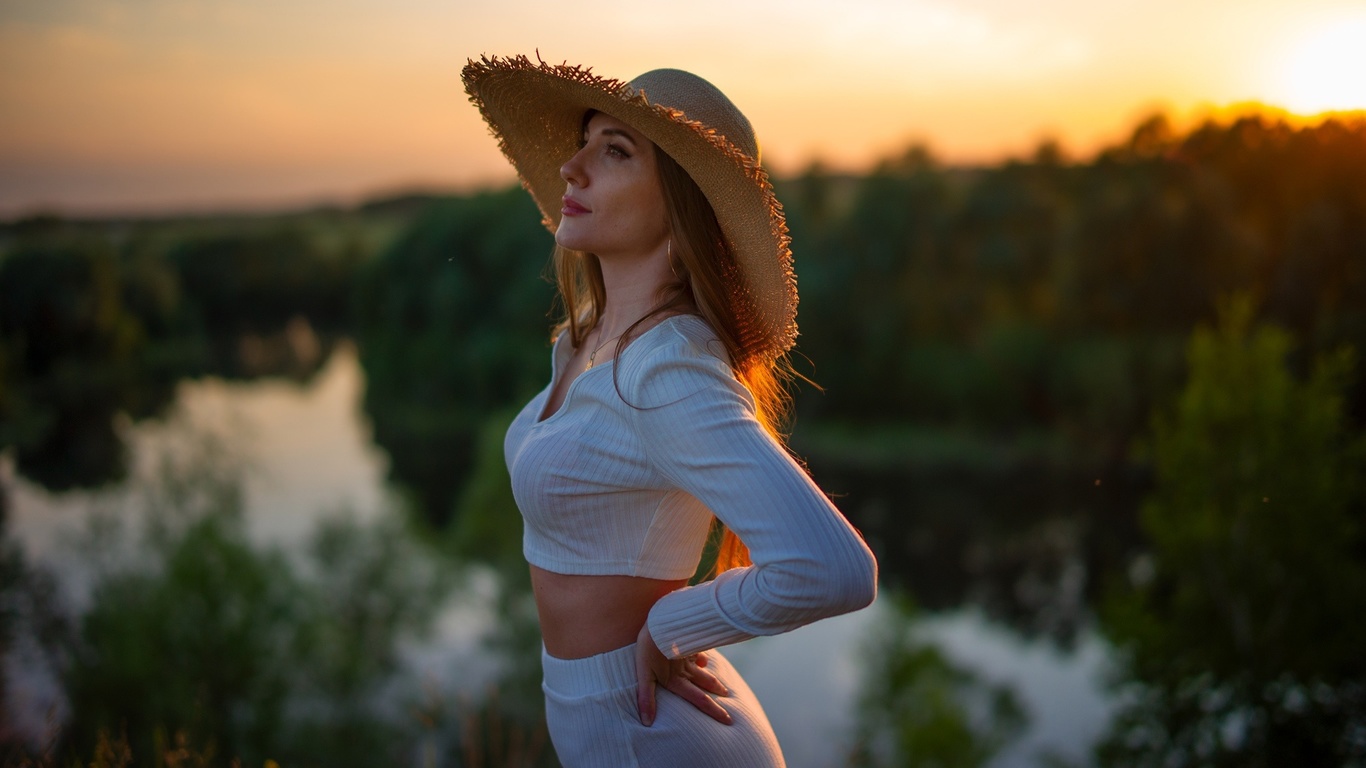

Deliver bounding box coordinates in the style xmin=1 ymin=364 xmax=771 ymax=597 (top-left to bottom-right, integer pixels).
xmin=585 ymin=329 xmax=624 ymax=369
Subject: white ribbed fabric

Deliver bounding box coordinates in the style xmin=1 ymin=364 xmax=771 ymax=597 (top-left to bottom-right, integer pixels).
xmin=504 ymin=314 xmax=878 ymax=660
xmin=540 ymin=643 xmax=784 ymax=767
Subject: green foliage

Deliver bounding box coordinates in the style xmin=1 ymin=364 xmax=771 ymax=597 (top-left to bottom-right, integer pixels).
xmin=447 ymin=408 xmax=525 ymax=569
xmin=0 ymin=208 xmax=403 ymax=492
xmin=286 ymin=513 xmax=453 ymax=766
xmin=168 ymin=225 xmax=355 ymax=335
xmin=63 ymin=464 xmax=303 ymax=764
xmin=848 ymin=593 xmax=1027 ymax=767
xmin=790 ymin=113 xmax=1366 ymax=455
xmin=58 ymin=447 xmax=457 ymax=767
xmin=354 ymin=188 xmax=555 ymax=524
xmin=445 ymin=409 xmax=551 ymax=728
xmin=1099 ymin=297 xmax=1366 ymax=766
xmin=0 ymin=238 xmax=145 ymax=488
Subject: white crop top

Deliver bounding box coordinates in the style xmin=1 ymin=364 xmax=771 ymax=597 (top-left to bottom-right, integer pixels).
xmin=504 ymin=314 xmax=877 ymax=658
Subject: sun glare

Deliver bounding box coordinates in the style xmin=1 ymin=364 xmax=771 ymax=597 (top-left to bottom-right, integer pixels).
xmin=1273 ymin=17 xmax=1366 ymax=115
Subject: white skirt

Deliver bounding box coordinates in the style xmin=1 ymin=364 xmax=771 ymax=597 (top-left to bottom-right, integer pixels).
xmin=541 ymin=643 xmax=785 ymax=768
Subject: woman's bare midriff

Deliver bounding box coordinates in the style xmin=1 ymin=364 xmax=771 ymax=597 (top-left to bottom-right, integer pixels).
xmin=531 ymin=565 xmax=687 ymax=659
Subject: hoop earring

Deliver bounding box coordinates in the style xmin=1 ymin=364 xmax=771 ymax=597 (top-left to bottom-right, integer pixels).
xmin=668 ymin=238 xmax=683 ymax=283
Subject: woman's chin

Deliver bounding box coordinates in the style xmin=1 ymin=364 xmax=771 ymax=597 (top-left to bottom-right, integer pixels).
xmin=554 ymin=229 xmax=590 ymax=252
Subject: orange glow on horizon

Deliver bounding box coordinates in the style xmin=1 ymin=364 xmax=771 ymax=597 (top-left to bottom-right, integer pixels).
xmin=2 ymin=0 xmax=1364 ymax=216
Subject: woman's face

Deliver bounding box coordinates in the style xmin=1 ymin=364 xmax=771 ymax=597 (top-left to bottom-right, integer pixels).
xmin=555 ymin=112 xmax=669 ymax=259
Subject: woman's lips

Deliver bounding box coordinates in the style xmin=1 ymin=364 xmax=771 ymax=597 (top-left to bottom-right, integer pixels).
xmin=562 ymin=196 xmax=590 ymax=216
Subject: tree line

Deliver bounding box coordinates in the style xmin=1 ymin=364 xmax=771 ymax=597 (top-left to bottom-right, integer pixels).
xmin=1 ymin=110 xmax=1363 ymax=512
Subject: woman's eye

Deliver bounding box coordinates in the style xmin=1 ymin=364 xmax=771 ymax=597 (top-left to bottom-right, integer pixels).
xmin=605 ymin=143 xmax=630 ymax=159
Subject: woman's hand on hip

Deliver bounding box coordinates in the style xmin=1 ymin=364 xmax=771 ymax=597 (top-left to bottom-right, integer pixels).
xmin=634 ymin=623 xmax=732 ymax=727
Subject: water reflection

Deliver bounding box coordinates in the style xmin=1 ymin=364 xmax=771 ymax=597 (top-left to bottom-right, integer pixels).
xmin=3 ymin=430 xmax=553 ymax=766
xmin=848 ymin=590 xmax=1027 ymax=767
xmin=6 ymin=341 xmax=385 ymax=564
xmin=55 ymin=444 xmax=461 ymax=765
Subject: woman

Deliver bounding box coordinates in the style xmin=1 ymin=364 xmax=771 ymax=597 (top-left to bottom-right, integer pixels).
xmin=461 ymin=55 xmax=878 ymax=767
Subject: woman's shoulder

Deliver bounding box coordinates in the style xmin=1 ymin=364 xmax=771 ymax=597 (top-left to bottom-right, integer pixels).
xmin=623 ymin=313 xmax=726 ymax=363
xmin=617 ymin=314 xmax=744 ymax=408
xmin=654 ymin=313 xmax=726 ymax=352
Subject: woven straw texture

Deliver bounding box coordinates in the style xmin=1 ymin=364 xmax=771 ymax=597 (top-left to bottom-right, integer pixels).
xmin=461 ymin=54 xmax=798 ymax=362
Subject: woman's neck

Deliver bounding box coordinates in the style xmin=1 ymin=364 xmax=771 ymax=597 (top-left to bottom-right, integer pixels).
xmin=595 ymin=241 xmax=674 ymax=336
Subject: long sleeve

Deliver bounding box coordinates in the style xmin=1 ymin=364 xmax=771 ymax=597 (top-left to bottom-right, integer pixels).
xmin=623 ymin=327 xmax=878 ymax=659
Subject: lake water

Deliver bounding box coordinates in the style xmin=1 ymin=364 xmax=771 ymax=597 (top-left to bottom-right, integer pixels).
xmin=4 ymin=343 xmax=1118 ymax=767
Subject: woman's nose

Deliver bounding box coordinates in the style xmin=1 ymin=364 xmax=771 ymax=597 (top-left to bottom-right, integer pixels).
xmin=561 ymin=146 xmax=588 ymax=187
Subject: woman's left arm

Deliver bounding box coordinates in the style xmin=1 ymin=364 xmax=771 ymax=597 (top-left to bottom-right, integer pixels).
xmin=628 ymin=350 xmax=879 ymax=661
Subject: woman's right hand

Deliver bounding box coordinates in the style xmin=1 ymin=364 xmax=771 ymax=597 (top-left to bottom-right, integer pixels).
xmin=634 ymin=623 xmax=733 ymax=727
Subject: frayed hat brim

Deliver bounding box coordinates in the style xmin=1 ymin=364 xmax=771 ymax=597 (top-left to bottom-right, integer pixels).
xmin=462 ymin=54 xmax=797 ymax=362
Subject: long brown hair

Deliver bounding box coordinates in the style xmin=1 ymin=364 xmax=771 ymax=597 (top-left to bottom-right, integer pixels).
xmin=550 ymin=142 xmax=798 ymax=573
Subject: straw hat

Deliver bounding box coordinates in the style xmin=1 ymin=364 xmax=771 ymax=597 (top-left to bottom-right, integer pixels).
xmin=461 ymin=54 xmax=797 ymax=362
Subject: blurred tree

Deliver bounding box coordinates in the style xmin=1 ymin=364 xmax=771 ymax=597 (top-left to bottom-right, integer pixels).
xmin=0 ymin=239 xmax=144 ymax=489
xmin=288 ymin=512 xmax=453 ymax=765
xmin=447 ymin=409 xmax=525 ymax=569
xmin=0 ymin=220 xmax=362 ymax=490
xmin=62 ymin=463 xmax=302 ymax=764
xmin=1121 ymin=113 xmax=1177 ymax=160
xmin=354 ymin=188 xmax=555 ymax=527
xmin=1099 ymin=297 xmax=1366 ymax=766
xmin=1033 ymin=137 xmax=1067 ymax=167
xmin=5 ymin=110 xmax=1363 ymax=498
xmin=790 ymin=111 xmax=1366 ymax=467
xmin=797 ymin=149 xmax=953 ymax=422
xmin=168 ymin=225 xmax=355 ymax=337
xmin=445 ymin=408 xmax=552 ymax=728
xmin=58 ymin=445 xmax=457 ymax=767
xmin=113 ymin=236 xmax=189 ymax=419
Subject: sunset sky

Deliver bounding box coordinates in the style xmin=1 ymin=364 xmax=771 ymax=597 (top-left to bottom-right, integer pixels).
xmin=2 ymin=0 xmax=1364 ymax=216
